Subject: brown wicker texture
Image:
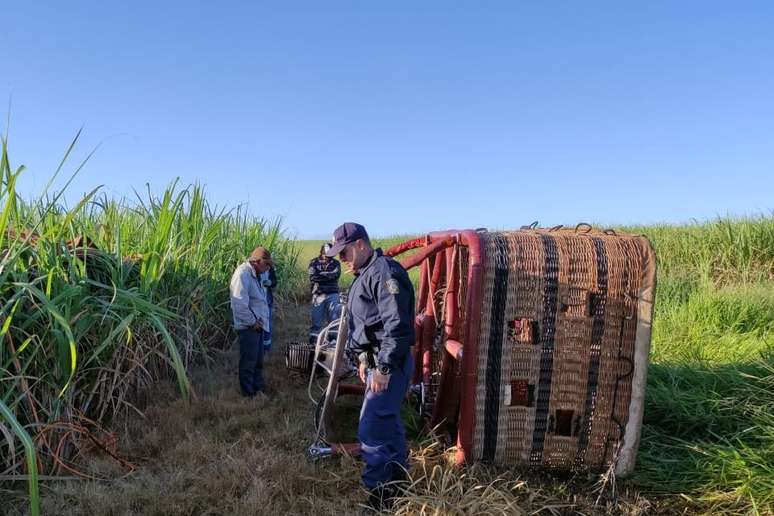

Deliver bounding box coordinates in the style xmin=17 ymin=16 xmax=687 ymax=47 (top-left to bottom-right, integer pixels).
xmin=470 ymin=228 xmax=655 ymax=473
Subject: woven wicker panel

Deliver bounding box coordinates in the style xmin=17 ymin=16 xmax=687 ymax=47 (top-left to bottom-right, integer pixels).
xmin=472 ymin=233 xmax=504 ymax=460
xmin=503 ymin=233 xmax=544 ymax=463
xmin=470 ymin=228 xmax=654 ymax=473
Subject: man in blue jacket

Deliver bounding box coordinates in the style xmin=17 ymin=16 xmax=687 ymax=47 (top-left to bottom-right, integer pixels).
xmin=308 ymin=243 xmax=342 ymax=343
xmin=325 ymin=222 xmax=415 ymax=511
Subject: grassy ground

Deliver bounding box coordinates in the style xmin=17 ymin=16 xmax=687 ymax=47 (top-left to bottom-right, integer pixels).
xmin=629 ymin=219 xmax=773 ymax=514
xmin=3 ymin=303 xmax=655 ymax=516
xmin=4 ymin=304 xmax=369 ymax=515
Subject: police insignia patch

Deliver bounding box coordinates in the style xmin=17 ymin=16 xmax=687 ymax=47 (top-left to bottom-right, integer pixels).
xmin=386 ymin=278 xmax=400 ymax=295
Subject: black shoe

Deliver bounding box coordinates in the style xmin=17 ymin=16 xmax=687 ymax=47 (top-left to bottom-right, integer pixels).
xmin=391 ymin=468 xmax=408 ymax=484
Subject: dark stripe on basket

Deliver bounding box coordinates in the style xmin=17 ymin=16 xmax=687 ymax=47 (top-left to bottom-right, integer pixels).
xmin=574 ymin=237 xmax=609 ymax=468
xmin=530 ymin=234 xmax=559 ymax=464
xmin=482 ymin=234 xmax=510 ymax=462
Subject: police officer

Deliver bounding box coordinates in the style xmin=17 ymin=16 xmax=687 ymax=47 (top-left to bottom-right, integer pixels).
xmin=325 ymin=222 xmax=415 ymax=511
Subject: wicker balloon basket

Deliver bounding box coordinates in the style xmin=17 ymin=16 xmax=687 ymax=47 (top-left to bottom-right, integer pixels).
xmin=383 ymin=225 xmax=656 ymax=476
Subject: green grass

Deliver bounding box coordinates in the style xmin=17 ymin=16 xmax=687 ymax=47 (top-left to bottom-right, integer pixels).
xmin=0 ymin=134 xmax=300 ymax=511
xmin=628 ymin=216 xmax=774 ymax=282
xmin=619 ymin=217 xmax=773 ymax=514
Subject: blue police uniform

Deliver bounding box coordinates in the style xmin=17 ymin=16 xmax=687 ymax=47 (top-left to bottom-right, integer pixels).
xmin=346 ymin=248 xmax=415 ymax=491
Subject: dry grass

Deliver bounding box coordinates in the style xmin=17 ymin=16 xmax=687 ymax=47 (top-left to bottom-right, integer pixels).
xmin=2 ymin=304 xmax=688 ymax=515
xmin=4 ymin=304 xmax=363 ymax=515
xmin=391 ymin=442 xmax=660 ymax=516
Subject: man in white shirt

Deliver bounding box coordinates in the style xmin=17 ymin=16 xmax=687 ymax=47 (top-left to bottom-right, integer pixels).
xmin=229 ymin=247 xmax=272 ymax=397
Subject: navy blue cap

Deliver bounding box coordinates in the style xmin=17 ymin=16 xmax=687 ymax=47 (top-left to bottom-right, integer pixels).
xmin=326 ymin=222 xmax=369 ymax=257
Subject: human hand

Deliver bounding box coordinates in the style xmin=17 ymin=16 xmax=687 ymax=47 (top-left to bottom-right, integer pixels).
xmin=358 ymin=362 xmax=367 ymax=384
xmin=252 ymin=320 xmax=263 ymax=331
xmin=370 ymin=370 xmax=391 ymax=393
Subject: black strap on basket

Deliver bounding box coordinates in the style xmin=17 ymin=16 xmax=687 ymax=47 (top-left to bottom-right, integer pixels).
xmin=520 ymin=221 xmax=539 ymax=230
xmin=575 ymin=223 xmax=593 ymax=234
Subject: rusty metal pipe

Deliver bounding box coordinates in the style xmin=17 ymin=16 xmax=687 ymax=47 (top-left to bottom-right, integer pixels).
xmin=444 ymin=245 xmax=459 ymax=340
xmin=387 ymin=229 xmax=485 ymax=465
xmin=411 ymin=261 xmax=430 ymax=385
xmin=421 ymin=313 xmax=435 ymax=388
xmin=427 ymin=251 xmax=445 ymax=316
xmin=413 ymin=313 xmax=426 ymax=385
xmin=384 ymin=237 xmax=427 ymax=258
xmin=422 ymin=252 xmax=446 ymax=387
xmin=398 ymin=237 xmax=454 ymax=271
xmin=454 ymin=230 xmax=485 ymax=465
xmin=431 ymin=245 xmax=461 ymax=428
xmin=416 ymin=260 xmax=430 ymax=318
xmin=412 ymin=229 xmax=485 ymax=465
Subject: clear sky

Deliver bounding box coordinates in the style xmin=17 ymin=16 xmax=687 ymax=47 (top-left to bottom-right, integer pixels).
xmin=4 ymin=2 xmax=773 ymax=238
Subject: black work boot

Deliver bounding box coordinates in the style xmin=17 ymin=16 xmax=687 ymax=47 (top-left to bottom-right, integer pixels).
xmin=391 ymin=468 xmax=408 ymax=489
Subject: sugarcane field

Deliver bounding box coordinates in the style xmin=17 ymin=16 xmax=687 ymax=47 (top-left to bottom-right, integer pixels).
xmin=2 ymin=4 xmax=774 ymax=516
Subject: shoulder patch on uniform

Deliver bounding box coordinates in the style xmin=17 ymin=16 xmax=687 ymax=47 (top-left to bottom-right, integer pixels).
xmin=385 ymin=278 xmax=400 ymax=295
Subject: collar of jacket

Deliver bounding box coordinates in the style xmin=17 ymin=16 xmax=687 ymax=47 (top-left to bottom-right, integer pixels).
xmin=243 ymin=261 xmax=258 ymax=279
xmin=354 ymin=248 xmax=382 ymax=277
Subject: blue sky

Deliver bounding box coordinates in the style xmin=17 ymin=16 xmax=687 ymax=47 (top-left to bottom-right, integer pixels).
xmin=4 ymin=2 xmax=773 ymax=238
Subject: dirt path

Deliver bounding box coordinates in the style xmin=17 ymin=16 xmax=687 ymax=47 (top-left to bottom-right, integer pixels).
xmin=27 ymin=303 xmax=367 ymax=516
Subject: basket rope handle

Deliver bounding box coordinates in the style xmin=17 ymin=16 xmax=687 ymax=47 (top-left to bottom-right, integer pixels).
xmin=520 ymin=221 xmax=539 ymax=230
xmin=575 ymin=223 xmax=593 ymax=233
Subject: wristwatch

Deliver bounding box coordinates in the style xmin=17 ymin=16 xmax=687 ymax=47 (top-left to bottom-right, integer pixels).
xmin=377 ymin=364 xmax=391 ymax=375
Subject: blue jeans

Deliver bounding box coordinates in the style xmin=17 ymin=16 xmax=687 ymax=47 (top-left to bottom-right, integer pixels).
xmin=238 ymin=328 xmax=265 ymax=396
xmin=358 ymin=354 xmax=414 ymax=490
xmin=310 ymin=293 xmax=341 ymax=339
